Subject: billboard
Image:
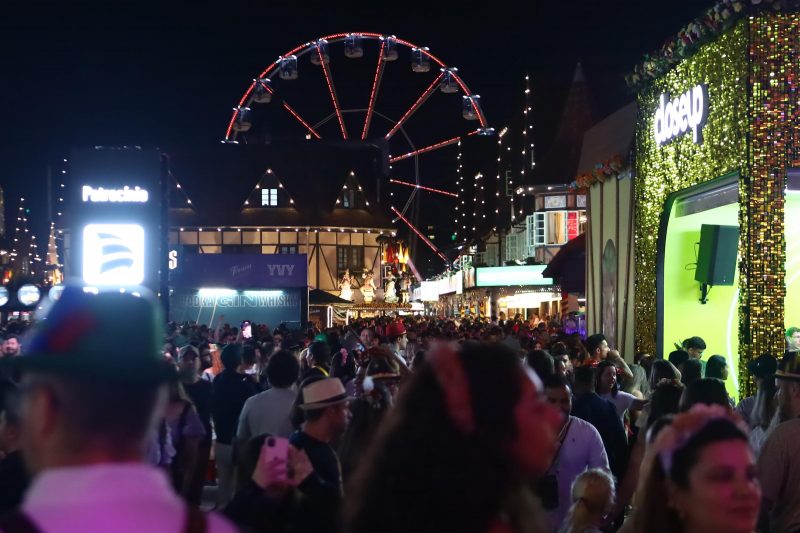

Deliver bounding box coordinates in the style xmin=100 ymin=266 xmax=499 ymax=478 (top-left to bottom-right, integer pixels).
xmin=68 ymin=148 xmax=165 ymax=293
xmin=170 ymin=288 xmax=305 ymax=330
xmin=475 ymin=265 xmax=553 ymax=287
xmin=171 ymin=253 xmax=308 ymax=289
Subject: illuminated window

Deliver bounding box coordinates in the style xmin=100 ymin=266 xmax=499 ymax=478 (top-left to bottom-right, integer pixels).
xmin=337 ymin=246 xmax=363 ymax=275
xmin=261 ymin=189 xmax=278 ymax=206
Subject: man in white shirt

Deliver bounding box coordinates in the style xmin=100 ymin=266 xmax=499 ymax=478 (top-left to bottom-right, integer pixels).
xmin=542 ymin=374 xmax=610 ymax=532
xmin=2 ymin=287 xmax=236 ymax=533
xmin=238 ymin=349 xmax=300 ymax=443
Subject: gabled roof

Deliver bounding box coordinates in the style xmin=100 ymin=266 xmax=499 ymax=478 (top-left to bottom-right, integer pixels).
xmin=576 ymin=102 xmax=636 ymax=175
xmin=529 ymin=63 xmax=597 ymax=185
xmin=165 ymin=142 xmax=394 ymax=229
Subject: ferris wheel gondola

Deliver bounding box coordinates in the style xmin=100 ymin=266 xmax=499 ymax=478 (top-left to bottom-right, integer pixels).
xmin=223 ymin=32 xmax=491 ymax=243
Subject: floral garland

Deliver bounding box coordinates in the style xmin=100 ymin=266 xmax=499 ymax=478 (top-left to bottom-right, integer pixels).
xmin=568 ymin=154 xmax=625 ymax=191
xmin=625 ymin=0 xmax=793 ymax=90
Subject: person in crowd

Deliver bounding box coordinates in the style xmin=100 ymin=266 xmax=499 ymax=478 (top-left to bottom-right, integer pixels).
xmin=404 ymin=328 xmax=420 ymax=363
xmin=338 ymin=354 xmax=400 ymax=483
xmin=542 ymin=374 xmax=609 ymax=531
xmin=679 ymin=378 xmax=730 ymax=411
xmin=649 ymin=359 xmax=682 ymax=390
xmin=198 ymin=343 xmax=216 ymax=382
xmin=165 ymin=380 xmax=206 ymax=500
xmin=786 ymin=326 xmax=800 ymax=352
xmin=1 ymin=287 xmax=236 ymax=532
xmin=557 ymin=468 xmax=615 ymax=533
xmin=683 ymin=336 xmax=706 ymax=360
xmin=595 ymin=360 xmax=646 ymax=425
xmin=571 ymin=366 xmax=628 ymax=479
xmin=747 ymin=372 xmax=776 ymax=457
xmin=288 ymin=377 xmax=353 ymax=533
xmin=1 ymin=335 xmax=21 ymax=358
xmin=668 ymin=349 xmax=690 ymax=371
xmin=241 ymin=344 xmax=263 ymax=391
xmin=683 ymin=336 xmax=707 ymax=374
xmin=705 ymin=354 xmax=729 ymax=381
xmin=525 ymin=350 xmax=555 ymax=382
xmin=551 ymin=343 xmax=573 ymax=382
xmin=237 ymin=349 xmax=300 ymax=443
xmin=610 ymin=380 xmax=685 ymax=524
xmin=385 ymin=321 xmax=408 ymax=361
xmin=736 ymin=353 xmax=778 ymax=423
xmin=176 ymin=345 xmax=213 ymax=505
xmin=212 ymin=343 xmax=258 ymax=508
xmin=679 ymin=358 xmax=703 ymax=387
xmin=224 ymin=432 xmax=330 ymax=533
xmin=303 ymin=341 xmax=332 ymax=380
xmin=330 ymin=348 xmax=357 ymax=396
xmin=584 ymin=334 xmax=609 ymax=365
xmin=358 ymin=328 xmax=378 ymax=351
xmin=628 ymin=404 xmax=760 ymax=533
xmin=345 ymin=342 xmax=561 ymax=533
xmin=758 ymin=352 xmax=800 ymax=531
xmin=0 ymin=379 xmax=28 ymax=513
xmin=621 ymin=363 xmax=650 ymax=400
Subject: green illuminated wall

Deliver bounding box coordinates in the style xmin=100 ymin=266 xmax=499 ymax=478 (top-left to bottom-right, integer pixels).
xmin=635 ymin=20 xmax=748 ymax=356
xmin=662 ymin=200 xmax=740 ymax=400
xmin=636 ymin=14 xmax=800 ymax=398
xmin=786 ymin=192 xmax=800 ymax=332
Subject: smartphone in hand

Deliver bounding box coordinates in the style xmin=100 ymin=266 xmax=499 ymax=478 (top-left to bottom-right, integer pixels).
xmin=260 ymin=436 xmax=290 ymax=483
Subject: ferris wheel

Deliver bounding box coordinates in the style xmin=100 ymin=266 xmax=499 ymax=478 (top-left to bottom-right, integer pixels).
xmin=223 ymin=32 xmax=492 ymax=241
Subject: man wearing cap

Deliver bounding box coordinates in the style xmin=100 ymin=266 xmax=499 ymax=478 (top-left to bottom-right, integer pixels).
xmin=758 ymin=352 xmax=800 ymax=532
xmin=0 ymin=287 xmax=236 ymax=533
xmin=385 ymin=321 xmax=407 ymax=361
xmin=286 ymin=378 xmax=353 ymax=533
xmin=291 ymin=378 xmax=353 ymax=494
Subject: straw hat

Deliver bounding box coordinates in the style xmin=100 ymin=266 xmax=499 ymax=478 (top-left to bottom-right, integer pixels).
xmin=298 ymin=377 xmax=354 ymax=410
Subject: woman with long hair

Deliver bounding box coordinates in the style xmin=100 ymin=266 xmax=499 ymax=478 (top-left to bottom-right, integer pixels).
xmin=748 ymin=375 xmax=777 ymax=457
xmin=164 ymin=380 xmax=206 ymax=499
xmin=345 ymin=342 xmax=562 ymax=533
xmin=628 ymin=404 xmax=760 ymax=533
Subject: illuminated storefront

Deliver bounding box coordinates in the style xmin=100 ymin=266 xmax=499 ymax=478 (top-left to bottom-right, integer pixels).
xmin=630 ymin=7 xmax=800 ymax=398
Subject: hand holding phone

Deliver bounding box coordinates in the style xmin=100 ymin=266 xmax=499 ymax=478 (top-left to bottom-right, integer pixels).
xmin=253 ymin=436 xmax=290 ymax=490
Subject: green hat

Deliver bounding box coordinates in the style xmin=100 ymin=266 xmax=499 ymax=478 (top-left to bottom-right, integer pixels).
xmin=14 ymin=286 xmax=175 ymax=385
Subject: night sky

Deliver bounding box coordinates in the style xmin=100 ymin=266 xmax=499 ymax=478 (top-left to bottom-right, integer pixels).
xmin=0 ymin=0 xmax=709 ymax=257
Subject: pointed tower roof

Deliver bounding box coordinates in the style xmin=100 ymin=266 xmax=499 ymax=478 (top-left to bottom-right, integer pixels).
xmin=529 ymin=62 xmax=596 ymax=185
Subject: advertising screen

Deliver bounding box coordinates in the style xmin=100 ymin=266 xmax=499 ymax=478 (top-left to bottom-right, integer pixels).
xmin=68 ymin=148 xmax=164 ymax=292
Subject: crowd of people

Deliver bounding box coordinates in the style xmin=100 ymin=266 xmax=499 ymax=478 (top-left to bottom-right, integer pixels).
xmin=0 ymin=288 xmax=798 ymax=532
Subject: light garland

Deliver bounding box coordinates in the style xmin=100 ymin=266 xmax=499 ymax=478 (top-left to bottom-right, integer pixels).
xmin=456 ymin=140 xmax=465 ymax=238
xmin=742 ymin=13 xmax=796 ymax=396
xmin=635 ymin=15 xmax=796 ymax=398
xmin=635 ymin=19 xmax=748 ymax=360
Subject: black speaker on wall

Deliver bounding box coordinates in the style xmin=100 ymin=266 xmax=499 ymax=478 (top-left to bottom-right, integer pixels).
xmin=695 ymin=224 xmax=739 ymax=286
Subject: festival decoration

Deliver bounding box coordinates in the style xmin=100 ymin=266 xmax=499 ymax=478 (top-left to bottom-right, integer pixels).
xmin=568 ymin=155 xmax=626 ymax=191
xmin=634 ymin=13 xmax=798 ymax=397
xmin=625 ymin=0 xmax=798 ymax=91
